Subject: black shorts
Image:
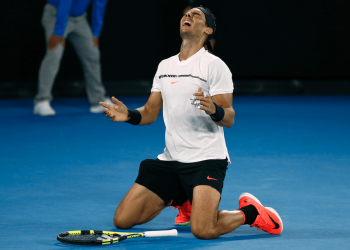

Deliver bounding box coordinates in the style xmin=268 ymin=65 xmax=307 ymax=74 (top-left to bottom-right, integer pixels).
xmin=135 ymin=158 xmax=228 ymax=206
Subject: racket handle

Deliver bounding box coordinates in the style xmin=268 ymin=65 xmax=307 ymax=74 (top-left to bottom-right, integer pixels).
xmin=144 ymin=229 xmax=178 ymax=237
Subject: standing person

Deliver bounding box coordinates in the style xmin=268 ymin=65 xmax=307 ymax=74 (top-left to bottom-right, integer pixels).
xmin=34 ymin=0 xmax=112 ymax=116
xmin=100 ymin=7 xmax=283 ymax=239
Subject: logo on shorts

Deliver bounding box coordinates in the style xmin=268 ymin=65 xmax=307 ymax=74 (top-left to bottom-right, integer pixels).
xmin=207 ymin=176 xmax=217 ymax=181
xmin=171 ymin=81 xmax=179 ymax=84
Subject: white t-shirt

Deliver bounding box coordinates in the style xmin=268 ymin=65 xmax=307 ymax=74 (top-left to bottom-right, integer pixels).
xmin=151 ymin=47 xmax=234 ymax=163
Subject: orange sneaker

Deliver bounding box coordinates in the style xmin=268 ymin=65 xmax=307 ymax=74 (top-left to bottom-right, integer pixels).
xmin=173 ymin=200 xmax=191 ymax=226
xmin=239 ymin=192 xmax=283 ymax=235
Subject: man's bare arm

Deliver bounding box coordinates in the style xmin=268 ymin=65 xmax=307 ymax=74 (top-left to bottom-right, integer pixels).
xmin=136 ymin=92 xmax=163 ymax=125
xmin=99 ymin=92 xmax=163 ymax=125
xmin=211 ymin=93 xmax=235 ymax=128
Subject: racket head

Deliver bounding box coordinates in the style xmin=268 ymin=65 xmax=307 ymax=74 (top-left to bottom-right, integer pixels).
xmin=57 ymin=230 xmax=143 ymax=245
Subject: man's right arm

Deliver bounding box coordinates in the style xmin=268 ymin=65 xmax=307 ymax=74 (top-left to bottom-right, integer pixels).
xmin=136 ymin=92 xmax=163 ymax=125
xmin=47 ymin=0 xmax=72 ymax=50
xmin=99 ymin=92 xmax=163 ymax=125
xmin=52 ymin=0 xmax=72 ymax=37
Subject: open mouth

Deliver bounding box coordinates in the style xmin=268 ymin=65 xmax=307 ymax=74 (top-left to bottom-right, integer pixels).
xmin=183 ymin=21 xmax=191 ymax=27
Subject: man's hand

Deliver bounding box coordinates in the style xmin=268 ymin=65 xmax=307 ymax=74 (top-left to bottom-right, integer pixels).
xmin=191 ymin=87 xmax=216 ymax=115
xmin=93 ymin=36 xmax=99 ymax=48
xmin=47 ymin=34 xmax=65 ymax=50
xmin=99 ymin=97 xmax=129 ymax=122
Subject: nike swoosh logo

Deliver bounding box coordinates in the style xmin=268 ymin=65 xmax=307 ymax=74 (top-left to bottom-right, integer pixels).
xmin=207 ymin=176 xmax=217 ymax=181
xmin=171 ymin=81 xmax=179 ymax=84
xmin=268 ymin=214 xmax=280 ymax=229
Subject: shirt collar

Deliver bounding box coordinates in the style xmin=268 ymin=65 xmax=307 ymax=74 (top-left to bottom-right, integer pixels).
xmin=177 ymin=47 xmax=206 ymax=66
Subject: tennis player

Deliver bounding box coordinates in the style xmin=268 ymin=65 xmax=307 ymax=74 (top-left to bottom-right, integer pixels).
xmin=100 ymin=7 xmax=283 ymax=239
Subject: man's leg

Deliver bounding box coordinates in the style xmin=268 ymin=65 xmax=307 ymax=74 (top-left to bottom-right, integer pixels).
xmin=68 ymin=14 xmax=106 ymax=107
xmin=114 ymin=183 xmax=167 ymax=229
xmin=190 ymin=185 xmax=243 ymax=239
xmin=115 ymin=159 xmax=180 ymax=228
xmin=35 ymin=3 xmax=66 ymax=105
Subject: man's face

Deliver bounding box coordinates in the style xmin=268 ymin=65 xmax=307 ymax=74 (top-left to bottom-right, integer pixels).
xmin=180 ymin=8 xmax=207 ymax=39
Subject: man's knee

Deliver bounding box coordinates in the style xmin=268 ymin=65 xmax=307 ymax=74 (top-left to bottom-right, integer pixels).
xmin=43 ymin=46 xmax=64 ymax=67
xmin=113 ymin=215 xmax=134 ymax=229
xmin=191 ymin=224 xmax=219 ymax=240
xmin=47 ymin=44 xmax=64 ymax=56
xmin=82 ymin=47 xmax=100 ymax=64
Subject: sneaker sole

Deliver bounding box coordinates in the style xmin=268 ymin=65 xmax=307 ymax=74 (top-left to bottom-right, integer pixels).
xmin=89 ymin=109 xmax=103 ymax=113
xmin=238 ymin=192 xmax=262 ymax=207
xmin=33 ymin=110 xmax=55 ymax=116
xmin=175 ymin=222 xmax=190 ymax=226
xmin=265 ymin=207 xmax=283 ymax=234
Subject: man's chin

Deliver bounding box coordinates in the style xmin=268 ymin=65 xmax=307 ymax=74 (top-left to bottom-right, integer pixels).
xmin=180 ymin=30 xmax=191 ymax=38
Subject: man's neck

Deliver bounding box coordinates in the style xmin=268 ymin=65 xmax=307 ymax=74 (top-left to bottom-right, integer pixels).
xmin=179 ymin=38 xmax=205 ymax=61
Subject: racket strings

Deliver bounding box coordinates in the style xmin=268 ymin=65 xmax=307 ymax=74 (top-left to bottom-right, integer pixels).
xmin=62 ymin=234 xmax=119 ymax=242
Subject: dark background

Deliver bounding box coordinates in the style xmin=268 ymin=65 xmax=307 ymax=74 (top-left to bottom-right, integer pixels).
xmin=1 ymin=0 xmax=350 ymax=97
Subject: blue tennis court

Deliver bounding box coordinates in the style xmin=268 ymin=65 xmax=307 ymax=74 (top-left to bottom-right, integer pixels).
xmin=1 ymin=96 xmax=349 ymax=249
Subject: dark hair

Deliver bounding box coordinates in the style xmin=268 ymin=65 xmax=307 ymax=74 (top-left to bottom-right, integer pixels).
xmin=204 ymin=40 xmax=213 ymax=53
xmin=201 ymin=6 xmax=216 ymax=53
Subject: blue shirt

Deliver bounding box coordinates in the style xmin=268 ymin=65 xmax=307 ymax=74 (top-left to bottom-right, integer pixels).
xmin=48 ymin=0 xmax=108 ymax=37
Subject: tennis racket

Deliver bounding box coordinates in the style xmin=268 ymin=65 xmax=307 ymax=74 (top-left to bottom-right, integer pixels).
xmin=57 ymin=229 xmax=178 ymax=245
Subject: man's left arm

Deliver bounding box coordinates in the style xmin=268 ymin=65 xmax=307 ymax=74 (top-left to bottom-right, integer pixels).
xmin=91 ymin=0 xmax=108 ymax=47
xmin=195 ymin=58 xmax=235 ymax=128
xmin=211 ymin=93 xmax=235 ymax=128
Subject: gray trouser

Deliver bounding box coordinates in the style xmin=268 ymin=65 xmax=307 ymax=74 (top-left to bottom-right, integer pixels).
xmin=35 ymin=3 xmax=106 ymax=106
